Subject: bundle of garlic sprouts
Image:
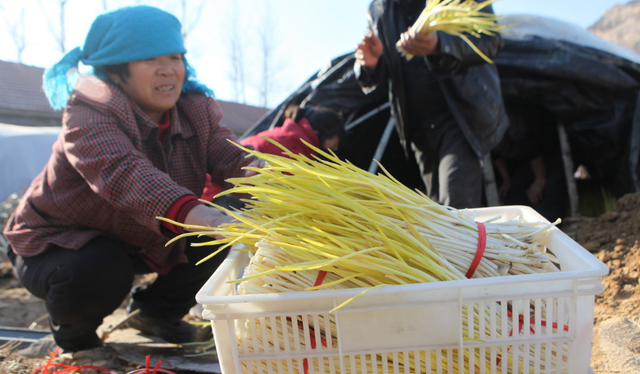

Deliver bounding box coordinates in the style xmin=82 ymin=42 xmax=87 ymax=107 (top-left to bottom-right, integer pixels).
xmin=237 ymin=239 xmax=567 ymax=373
xmin=162 ymin=139 xmax=558 ymax=289
xmin=397 ymin=0 xmax=506 ymax=62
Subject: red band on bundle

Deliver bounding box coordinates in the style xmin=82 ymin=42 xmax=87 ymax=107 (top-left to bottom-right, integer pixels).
xmin=466 ymin=222 xmax=486 ymax=279
xmin=314 ymin=270 xmax=328 ymax=287
xmin=303 ymin=270 xmax=329 ymax=374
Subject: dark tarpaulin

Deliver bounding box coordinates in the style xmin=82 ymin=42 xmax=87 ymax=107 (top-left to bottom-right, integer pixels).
xmin=241 ymin=20 xmax=640 ymax=197
xmin=496 ymin=33 xmax=640 ymax=196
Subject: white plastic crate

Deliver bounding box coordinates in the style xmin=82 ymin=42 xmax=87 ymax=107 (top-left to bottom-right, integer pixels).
xmin=196 ymin=206 xmax=608 ymax=374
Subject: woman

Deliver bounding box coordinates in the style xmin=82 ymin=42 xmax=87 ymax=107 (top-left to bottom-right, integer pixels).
xmin=3 ymin=5 xmax=256 ymax=352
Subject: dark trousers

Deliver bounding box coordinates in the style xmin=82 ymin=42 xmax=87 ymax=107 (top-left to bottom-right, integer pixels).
xmin=410 ymin=118 xmax=483 ymax=209
xmin=8 ymin=235 xmax=229 ymax=351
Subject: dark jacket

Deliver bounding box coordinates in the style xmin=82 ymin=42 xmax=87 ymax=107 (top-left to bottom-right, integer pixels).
xmin=355 ymin=0 xmax=509 ymax=158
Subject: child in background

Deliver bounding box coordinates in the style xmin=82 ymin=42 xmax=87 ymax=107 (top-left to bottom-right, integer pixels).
xmin=202 ymin=105 xmax=345 ymax=203
xmin=242 ymin=105 xmax=345 ymax=157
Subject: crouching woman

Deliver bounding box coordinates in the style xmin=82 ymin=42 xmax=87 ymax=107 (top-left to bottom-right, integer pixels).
xmin=3 ymin=5 xmax=255 ymax=352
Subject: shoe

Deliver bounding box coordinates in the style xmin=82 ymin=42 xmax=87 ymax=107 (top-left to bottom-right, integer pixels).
xmin=124 ymin=310 xmax=212 ymax=344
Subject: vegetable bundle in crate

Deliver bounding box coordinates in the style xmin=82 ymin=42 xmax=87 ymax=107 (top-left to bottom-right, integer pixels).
xmin=175 ymin=141 xmax=606 ymax=373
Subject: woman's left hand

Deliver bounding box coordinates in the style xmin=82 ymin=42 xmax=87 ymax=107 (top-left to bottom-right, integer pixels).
xmin=244 ymin=157 xmax=265 ymax=177
xmin=183 ymin=204 xmax=236 ymax=238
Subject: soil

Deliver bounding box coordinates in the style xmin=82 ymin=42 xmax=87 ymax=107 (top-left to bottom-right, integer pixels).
xmin=562 ymin=193 xmax=640 ymax=373
xmin=564 ymin=193 xmax=640 ymax=324
xmin=3 ymin=193 xmax=640 ymax=373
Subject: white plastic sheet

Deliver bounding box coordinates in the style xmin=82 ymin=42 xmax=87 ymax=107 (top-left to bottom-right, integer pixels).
xmin=500 ymin=14 xmax=640 ymax=64
xmin=0 ymin=123 xmax=60 ymax=200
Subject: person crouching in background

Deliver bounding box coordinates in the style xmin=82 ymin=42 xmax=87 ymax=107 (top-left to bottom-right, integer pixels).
xmin=201 ymin=105 xmax=346 ymax=204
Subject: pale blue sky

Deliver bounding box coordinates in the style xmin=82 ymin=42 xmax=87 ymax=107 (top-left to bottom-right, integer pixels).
xmin=0 ymin=0 xmax=631 ymax=108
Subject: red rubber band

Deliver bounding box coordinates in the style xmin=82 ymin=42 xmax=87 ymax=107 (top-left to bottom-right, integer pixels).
xmin=466 ymin=222 xmax=486 ymax=279
xmin=313 ymin=270 xmax=327 ymax=287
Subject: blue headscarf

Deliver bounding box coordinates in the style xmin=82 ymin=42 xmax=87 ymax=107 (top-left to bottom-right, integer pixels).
xmin=43 ymin=5 xmax=214 ymax=110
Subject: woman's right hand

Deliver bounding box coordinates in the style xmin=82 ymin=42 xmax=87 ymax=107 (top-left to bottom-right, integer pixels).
xmin=183 ymin=204 xmax=236 ymax=238
xmin=356 ymin=31 xmax=383 ymax=71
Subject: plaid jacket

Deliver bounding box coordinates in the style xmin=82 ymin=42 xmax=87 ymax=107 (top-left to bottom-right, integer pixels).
xmin=3 ymin=77 xmax=250 ymax=273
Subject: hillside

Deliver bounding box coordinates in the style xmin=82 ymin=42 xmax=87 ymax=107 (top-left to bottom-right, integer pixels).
xmin=589 ymin=0 xmax=640 ymax=53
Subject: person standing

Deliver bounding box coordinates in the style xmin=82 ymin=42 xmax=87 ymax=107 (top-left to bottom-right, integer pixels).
xmin=354 ymin=0 xmax=509 ymax=208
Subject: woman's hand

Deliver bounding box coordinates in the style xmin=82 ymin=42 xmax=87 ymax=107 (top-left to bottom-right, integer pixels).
xmin=398 ymin=27 xmax=439 ymax=57
xmin=356 ymin=31 xmax=384 ymax=71
xmin=244 ymin=157 xmax=265 ymax=177
xmin=183 ymin=204 xmax=236 ymax=238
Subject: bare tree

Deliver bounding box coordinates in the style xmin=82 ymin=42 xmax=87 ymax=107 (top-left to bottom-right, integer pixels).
xmin=0 ymin=3 xmax=27 ymax=63
xmin=227 ymin=1 xmax=246 ymax=104
xmin=256 ymin=1 xmax=277 ymax=108
xmin=38 ymin=0 xmax=68 ymax=54
xmin=178 ymin=0 xmax=207 ymax=41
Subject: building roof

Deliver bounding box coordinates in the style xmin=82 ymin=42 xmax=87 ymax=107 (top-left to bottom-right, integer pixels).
xmin=216 ymin=99 xmax=269 ymax=137
xmin=0 ymin=60 xmax=55 ymax=113
xmin=0 ymin=60 xmax=269 ymax=135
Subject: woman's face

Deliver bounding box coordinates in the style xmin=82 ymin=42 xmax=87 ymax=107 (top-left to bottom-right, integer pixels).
xmin=110 ymin=54 xmax=185 ymax=123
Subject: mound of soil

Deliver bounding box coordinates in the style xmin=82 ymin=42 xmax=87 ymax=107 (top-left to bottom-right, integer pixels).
xmin=564 ymin=193 xmax=640 ymax=323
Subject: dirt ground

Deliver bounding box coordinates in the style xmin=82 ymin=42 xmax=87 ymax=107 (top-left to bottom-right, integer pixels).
xmin=3 ymin=193 xmax=640 ymax=373
xmin=562 ymin=192 xmax=640 ymax=372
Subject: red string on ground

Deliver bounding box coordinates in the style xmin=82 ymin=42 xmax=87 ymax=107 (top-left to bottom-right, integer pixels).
xmin=151 ymin=359 xmax=162 ymax=374
xmin=128 ymin=369 xmax=176 ymax=374
xmin=31 ymin=347 xmax=119 ymax=374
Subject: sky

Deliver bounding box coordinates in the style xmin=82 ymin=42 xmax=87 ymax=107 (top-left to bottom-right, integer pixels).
xmin=0 ymin=0 xmax=632 ymax=109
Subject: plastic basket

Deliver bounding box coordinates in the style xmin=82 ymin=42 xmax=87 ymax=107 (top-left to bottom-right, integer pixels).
xmin=196 ymin=206 xmax=608 ymax=374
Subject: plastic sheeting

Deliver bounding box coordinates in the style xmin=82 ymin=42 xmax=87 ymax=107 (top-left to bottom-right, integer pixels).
xmin=243 ymin=14 xmax=640 ymax=196
xmin=0 ymin=123 xmax=60 ymax=200
xmin=499 ymin=14 xmax=640 ymax=64
xmin=496 ymin=16 xmax=640 ymax=196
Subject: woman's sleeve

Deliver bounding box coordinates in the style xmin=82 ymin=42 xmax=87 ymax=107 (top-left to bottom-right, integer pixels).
xmin=62 ymin=107 xmax=194 ymax=232
xmin=203 ymin=99 xmax=253 ymax=190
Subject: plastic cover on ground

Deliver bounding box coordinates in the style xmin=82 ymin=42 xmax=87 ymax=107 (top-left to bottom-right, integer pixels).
xmin=0 ymin=123 xmax=60 ymax=200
